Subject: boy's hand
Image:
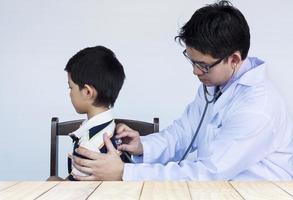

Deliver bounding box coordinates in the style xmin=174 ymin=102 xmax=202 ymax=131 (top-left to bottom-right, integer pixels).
xmin=115 ymin=123 xmax=143 ymax=156
xmin=72 ymin=133 xmax=124 ymax=181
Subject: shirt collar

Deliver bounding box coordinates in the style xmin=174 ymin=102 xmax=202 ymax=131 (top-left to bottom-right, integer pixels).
xmin=237 ymin=57 xmax=266 ymax=86
xmin=69 ymin=109 xmax=114 ymax=138
xmin=220 ymin=57 xmax=265 ymax=92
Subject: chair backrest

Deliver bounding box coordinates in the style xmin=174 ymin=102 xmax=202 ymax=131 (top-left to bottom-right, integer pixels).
xmin=50 ymin=117 xmax=159 ymax=177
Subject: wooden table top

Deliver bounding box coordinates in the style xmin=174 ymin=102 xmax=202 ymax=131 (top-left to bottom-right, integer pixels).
xmin=0 ymin=181 xmax=292 ymax=200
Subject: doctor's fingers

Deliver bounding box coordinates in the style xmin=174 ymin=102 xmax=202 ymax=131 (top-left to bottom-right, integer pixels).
xmin=73 ymin=174 xmax=97 ymax=181
xmin=116 ymin=123 xmax=133 ymax=133
xmin=117 ymin=144 xmax=132 ymax=152
xmin=75 ymin=147 xmax=100 ymax=160
xmin=73 ymin=154 xmax=107 ymax=169
xmin=118 ymin=143 xmax=142 ymax=155
xmin=72 ymin=161 xmax=93 ymax=175
xmin=115 ymin=130 xmax=139 ymax=139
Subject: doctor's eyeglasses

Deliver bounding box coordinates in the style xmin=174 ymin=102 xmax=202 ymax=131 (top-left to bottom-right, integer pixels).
xmin=183 ymin=49 xmax=225 ymax=73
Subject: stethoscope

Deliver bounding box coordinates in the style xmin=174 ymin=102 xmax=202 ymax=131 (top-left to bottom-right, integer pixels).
xmin=122 ymin=85 xmax=221 ymax=165
xmin=178 ymin=65 xmax=237 ymax=164
xmin=178 ymin=85 xmax=222 ymax=164
xmin=122 ymin=85 xmax=222 ymax=164
xmin=121 ymin=65 xmax=237 ymax=165
xmin=115 ymin=86 xmax=221 ymax=164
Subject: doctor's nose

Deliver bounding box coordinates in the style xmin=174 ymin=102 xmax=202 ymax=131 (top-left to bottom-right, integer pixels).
xmin=193 ymin=65 xmax=205 ymax=76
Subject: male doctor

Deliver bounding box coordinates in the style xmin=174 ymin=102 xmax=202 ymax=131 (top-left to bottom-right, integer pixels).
xmin=72 ymin=0 xmax=293 ymax=181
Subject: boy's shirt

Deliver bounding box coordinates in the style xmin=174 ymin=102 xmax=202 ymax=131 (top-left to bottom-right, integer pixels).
xmin=68 ymin=109 xmax=116 ymax=179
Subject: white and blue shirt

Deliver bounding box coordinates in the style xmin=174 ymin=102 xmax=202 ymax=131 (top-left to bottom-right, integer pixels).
xmin=68 ymin=109 xmax=115 ymax=179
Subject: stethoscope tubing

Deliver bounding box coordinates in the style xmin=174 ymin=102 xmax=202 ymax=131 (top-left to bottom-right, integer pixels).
xmin=178 ymin=85 xmax=221 ymax=164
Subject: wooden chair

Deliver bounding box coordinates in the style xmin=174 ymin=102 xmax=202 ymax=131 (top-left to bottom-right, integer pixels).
xmin=49 ymin=117 xmax=159 ymax=178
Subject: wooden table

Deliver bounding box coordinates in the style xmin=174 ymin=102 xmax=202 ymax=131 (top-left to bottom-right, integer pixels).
xmin=0 ymin=181 xmax=292 ymax=200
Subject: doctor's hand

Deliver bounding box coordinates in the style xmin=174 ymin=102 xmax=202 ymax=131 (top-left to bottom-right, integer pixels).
xmin=72 ymin=133 xmax=124 ymax=181
xmin=115 ymin=123 xmax=143 ymax=156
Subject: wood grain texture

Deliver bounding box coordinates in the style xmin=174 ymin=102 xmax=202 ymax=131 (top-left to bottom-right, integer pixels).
xmin=0 ymin=181 xmax=292 ymax=199
xmin=140 ymin=181 xmax=191 ymax=200
xmin=231 ymin=181 xmax=293 ymax=200
xmin=274 ymin=182 xmax=293 ymax=197
xmin=188 ymin=181 xmax=243 ymax=200
xmin=37 ymin=181 xmax=101 ymax=200
xmin=0 ymin=182 xmax=18 ymax=191
xmin=0 ymin=181 xmax=59 ymax=200
xmin=88 ymin=181 xmax=143 ymax=200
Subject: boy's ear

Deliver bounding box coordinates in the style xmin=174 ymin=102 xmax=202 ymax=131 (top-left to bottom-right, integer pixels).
xmin=82 ymin=84 xmax=97 ymax=102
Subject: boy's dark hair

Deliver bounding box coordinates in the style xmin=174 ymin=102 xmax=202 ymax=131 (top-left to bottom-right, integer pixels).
xmin=175 ymin=0 xmax=250 ymax=60
xmin=65 ymin=46 xmax=125 ymax=108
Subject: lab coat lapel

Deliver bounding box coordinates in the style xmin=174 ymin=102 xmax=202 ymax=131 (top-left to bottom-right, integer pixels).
xmin=196 ymin=86 xmax=216 ymax=157
xmin=209 ymin=81 xmax=238 ymax=122
xmin=196 ymin=83 xmax=238 ymax=159
xmin=209 ymin=63 xmax=267 ymax=122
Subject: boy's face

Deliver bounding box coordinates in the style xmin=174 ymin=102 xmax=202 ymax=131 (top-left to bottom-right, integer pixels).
xmin=67 ymin=73 xmax=87 ymax=114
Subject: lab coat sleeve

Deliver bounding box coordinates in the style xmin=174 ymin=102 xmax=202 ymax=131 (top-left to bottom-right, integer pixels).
xmin=123 ymin=109 xmax=275 ymax=180
xmin=132 ymin=88 xmax=203 ymax=164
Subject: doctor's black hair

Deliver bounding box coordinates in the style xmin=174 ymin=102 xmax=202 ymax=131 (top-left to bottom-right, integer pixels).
xmin=175 ymin=0 xmax=250 ymax=60
xmin=65 ymin=45 xmax=125 ymax=108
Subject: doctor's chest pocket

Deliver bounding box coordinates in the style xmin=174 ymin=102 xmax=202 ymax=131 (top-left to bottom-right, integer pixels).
xmin=209 ymin=111 xmax=225 ymax=137
xmin=197 ymin=116 xmax=223 ymax=158
xmin=207 ymin=123 xmax=222 ymax=139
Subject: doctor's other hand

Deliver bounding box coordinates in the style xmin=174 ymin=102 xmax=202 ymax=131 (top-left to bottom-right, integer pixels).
xmin=115 ymin=123 xmax=143 ymax=156
xmin=72 ymin=134 xmax=124 ymax=181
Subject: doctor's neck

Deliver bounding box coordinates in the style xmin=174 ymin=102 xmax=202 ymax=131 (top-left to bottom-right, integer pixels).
xmin=220 ymin=60 xmax=243 ymax=90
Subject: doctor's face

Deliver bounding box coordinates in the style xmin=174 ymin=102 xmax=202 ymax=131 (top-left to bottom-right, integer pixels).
xmin=184 ymin=47 xmax=236 ymax=86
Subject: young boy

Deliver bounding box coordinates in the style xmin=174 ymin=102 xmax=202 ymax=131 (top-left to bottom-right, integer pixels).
xmin=65 ymin=45 xmax=125 ymax=180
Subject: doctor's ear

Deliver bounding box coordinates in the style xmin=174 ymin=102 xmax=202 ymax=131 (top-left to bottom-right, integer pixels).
xmin=228 ymin=51 xmax=242 ymax=69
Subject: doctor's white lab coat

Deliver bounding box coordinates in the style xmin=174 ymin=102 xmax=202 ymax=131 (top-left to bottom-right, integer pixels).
xmin=122 ymin=57 xmax=293 ymax=180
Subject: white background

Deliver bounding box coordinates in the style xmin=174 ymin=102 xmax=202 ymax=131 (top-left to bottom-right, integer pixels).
xmin=0 ymin=0 xmax=292 ymax=180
